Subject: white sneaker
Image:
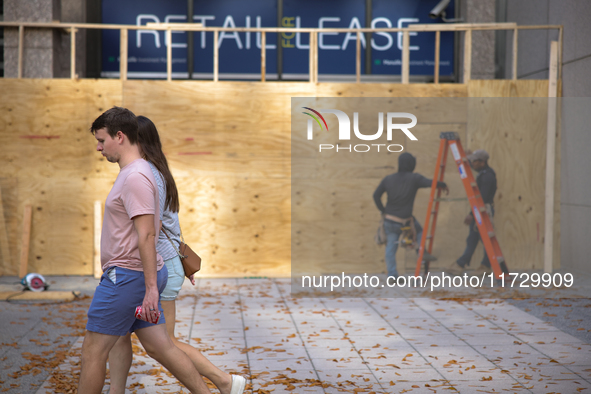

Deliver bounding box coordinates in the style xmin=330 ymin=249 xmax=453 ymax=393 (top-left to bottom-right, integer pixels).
xmin=230 ymin=375 xmax=246 ymax=394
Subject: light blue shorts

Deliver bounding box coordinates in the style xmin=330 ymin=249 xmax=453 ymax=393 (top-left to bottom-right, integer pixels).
xmin=160 ymin=256 xmax=185 ymax=301
xmin=86 ymin=266 xmax=168 ymax=336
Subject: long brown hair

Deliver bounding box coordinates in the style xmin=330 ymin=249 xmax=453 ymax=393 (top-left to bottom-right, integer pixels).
xmin=137 ymin=116 xmax=179 ymax=213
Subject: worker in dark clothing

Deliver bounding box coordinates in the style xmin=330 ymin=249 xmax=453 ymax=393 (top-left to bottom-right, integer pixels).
xmin=373 ymin=152 xmax=448 ymax=279
xmin=449 ymin=149 xmax=497 ymax=275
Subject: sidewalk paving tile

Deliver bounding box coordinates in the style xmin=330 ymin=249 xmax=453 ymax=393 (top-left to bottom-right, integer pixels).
xmin=446 ymin=380 xmax=532 ymax=392
xmin=1 ymin=278 xmax=587 ymax=394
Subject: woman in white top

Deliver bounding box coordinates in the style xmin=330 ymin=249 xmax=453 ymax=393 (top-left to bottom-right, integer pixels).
xmin=108 ymin=116 xmax=245 ymax=394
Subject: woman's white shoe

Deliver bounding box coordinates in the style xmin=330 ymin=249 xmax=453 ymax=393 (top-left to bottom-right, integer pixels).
xmin=230 ymin=375 xmax=246 ymax=394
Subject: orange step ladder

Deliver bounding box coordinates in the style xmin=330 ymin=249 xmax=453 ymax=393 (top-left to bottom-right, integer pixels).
xmin=415 ymin=132 xmax=509 ymax=279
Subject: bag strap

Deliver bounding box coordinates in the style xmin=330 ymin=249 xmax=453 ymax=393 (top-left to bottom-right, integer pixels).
xmin=162 ymin=221 xmax=186 ymax=244
xmin=162 ymin=225 xmax=187 ymax=259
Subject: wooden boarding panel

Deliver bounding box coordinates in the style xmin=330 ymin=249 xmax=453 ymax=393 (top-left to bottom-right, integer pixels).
xmin=293 ymin=96 xmax=468 ymax=129
xmin=292 ymin=96 xmax=471 ymax=276
xmin=467 ymin=80 xmax=559 ymax=270
xmin=173 ymin=176 xmax=291 ymax=277
xmin=0 ymin=79 xmax=122 ymax=177
xmin=316 ymin=83 xmax=467 ymax=98
xmin=293 ymin=180 xmax=469 ymax=275
xmin=468 ymin=79 xmax=550 ymax=98
xmin=11 ymin=177 xmax=97 ymax=275
xmin=0 ymin=79 xmax=122 ymax=276
xmin=0 ymin=79 xmax=559 ymax=276
xmin=410 ymin=192 xmax=471 ymax=270
xmin=123 ymin=80 xmax=297 ymax=181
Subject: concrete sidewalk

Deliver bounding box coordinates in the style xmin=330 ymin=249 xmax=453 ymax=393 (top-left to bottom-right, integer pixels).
xmin=1 ymin=277 xmax=591 ymax=393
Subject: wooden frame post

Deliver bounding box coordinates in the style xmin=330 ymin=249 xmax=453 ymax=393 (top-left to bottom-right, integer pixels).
xmin=309 ymin=31 xmax=317 ymax=83
xmin=17 ymin=25 xmax=24 ymax=78
xmin=463 ymin=29 xmax=472 ymax=83
xmin=558 ymin=26 xmax=563 ymax=80
xmin=70 ymin=27 xmax=76 ymax=79
xmin=0 ymin=21 xmax=565 ymax=85
xmin=434 ymin=30 xmax=440 ymax=83
xmin=261 ymin=32 xmax=266 ymax=82
xmin=356 ymin=31 xmax=361 ymax=83
xmin=309 ymin=32 xmax=313 ymax=83
xmin=512 ymin=28 xmax=518 ymax=80
xmin=166 ymin=28 xmax=172 ymax=81
xmin=0 ymin=186 xmax=11 ymax=271
xmin=544 ymin=41 xmax=559 ymax=273
xmin=213 ymin=30 xmax=219 ymax=82
xmin=120 ymin=28 xmax=128 ymax=81
xmin=314 ymin=32 xmax=318 ymax=83
xmin=19 ymin=205 xmax=32 ymax=278
xmin=401 ymin=30 xmax=410 ymax=84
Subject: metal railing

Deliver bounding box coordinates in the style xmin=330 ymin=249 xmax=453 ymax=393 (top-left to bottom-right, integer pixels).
xmin=0 ymin=21 xmax=563 ymax=83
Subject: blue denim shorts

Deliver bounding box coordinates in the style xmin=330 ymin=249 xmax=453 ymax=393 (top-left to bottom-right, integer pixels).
xmin=86 ymin=266 xmax=168 ymax=336
xmin=160 ymin=256 xmax=185 ymax=301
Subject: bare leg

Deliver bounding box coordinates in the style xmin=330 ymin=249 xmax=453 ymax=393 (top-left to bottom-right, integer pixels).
xmin=135 ymin=324 xmax=211 ymax=393
xmin=107 ymin=333 xmax=133 ymax=394
xmin=78 ymin=331 xmax=121 ymax=394
xmin=161 ymin=300 xmax=233 ymax=394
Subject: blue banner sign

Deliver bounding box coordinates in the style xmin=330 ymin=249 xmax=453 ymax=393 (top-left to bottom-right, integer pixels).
xmin=101 ymin=0 xmax=455 ymax=78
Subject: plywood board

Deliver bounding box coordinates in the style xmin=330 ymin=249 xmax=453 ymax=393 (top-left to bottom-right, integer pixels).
xmin=467 ymin=80 xmax=560 ymax=270
xmin=468 ymin=80 xmax=550 ymax=98
xmin=291 ymin=96 xmax=471 ymax=277
xmin=0 ymin=79 xmax=122 ymax=276
xmin=316 ymin=83 xmax=467 ymax=98
xmin=0 ymin=79 xmax=558 ymax=277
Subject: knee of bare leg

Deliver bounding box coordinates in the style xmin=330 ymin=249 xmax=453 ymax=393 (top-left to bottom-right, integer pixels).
xmin=170 ymin=336 xmax=181 ymax=347
xmin=142 ymin=343 xmax=159 ymax=359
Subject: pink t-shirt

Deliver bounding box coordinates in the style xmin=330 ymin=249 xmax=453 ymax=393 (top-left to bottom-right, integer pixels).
xmin=101 ymin=158 xmax=164 ymax=272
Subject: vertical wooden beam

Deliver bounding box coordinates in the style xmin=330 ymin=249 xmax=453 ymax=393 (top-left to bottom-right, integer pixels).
xmin=166 ymin=29 xmax=172 ymax=81
xmin=434 ymin=30 xmax=440 ymax=84
xmin=401 ymin=30 xmax=410 ymax=84
xmin=356 ymin=31 xmax=361 ymax=83
xmin=261 ymin=32 xmax=266 ymax=82
xmin=213 ymin=30 xmax=219 ymax=82
xmin=17 ymin=25 xmax=24 ymax=79
xmin=120 ymin=28 xmax=128 ymax=81
xmin=512 ymin=28 xmax=518 ymax=80
xmin=558 ymin=26 xmax=563 ymax=81
xmin=463 ymin=29 xmax=472 ymax=83
xmin=94 ymin=200 xmax=102 ymax=279
xmin=309 ymin=32 xmax=314 ymax=83
xmin=313 ymin=31 xmax=318 ymax=83
xmin=0 ymin=187 xmax=11 ymax=272
xmin=70 ymin=27 xmax=76 ymax=79
xmin=544 ymin=41 xmax=559 ymax=274
xmin=309 ymin=31 xmax=317 ymax=83
xmin=19 ymin=205 xmax=32 ymax=278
